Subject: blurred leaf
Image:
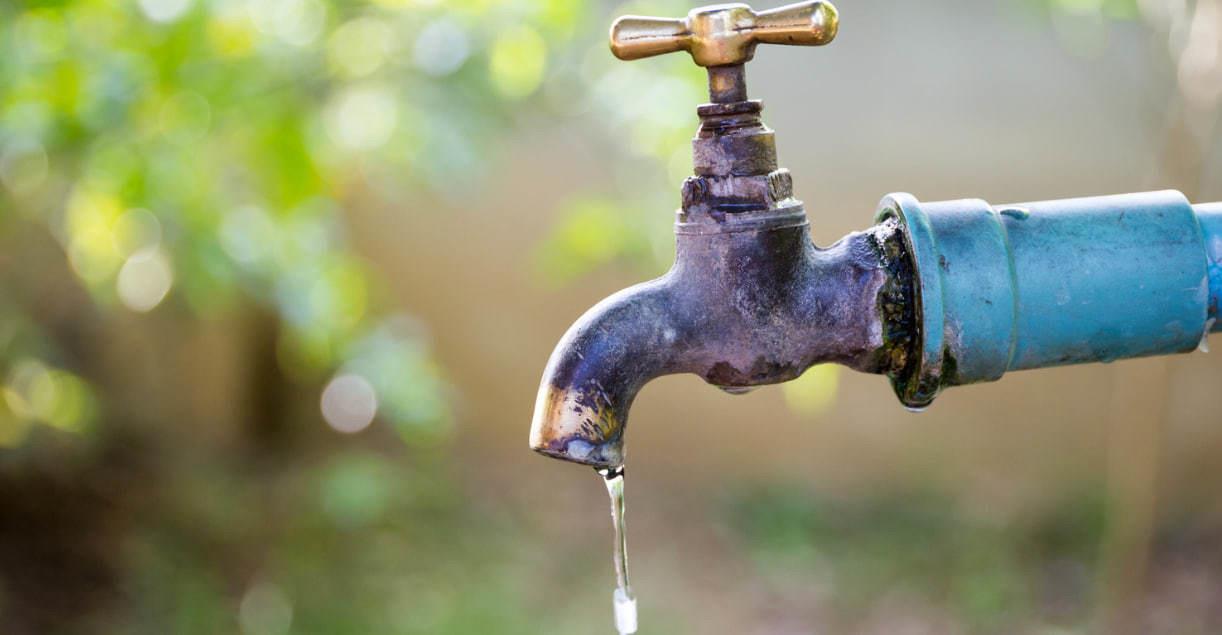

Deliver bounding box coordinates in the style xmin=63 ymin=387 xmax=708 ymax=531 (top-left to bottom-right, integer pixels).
xmin=532 ymin=195 xmax=654 ymax=286
xmin=319 ymin=453 xmax=396 ymax=528
xmin=0 ymin=3 xmax=706 ymax=632
xmin=488 ymin=26 xmax=548 ymax=100
xmin=721 ymin=483 xmax=1108 ymax=627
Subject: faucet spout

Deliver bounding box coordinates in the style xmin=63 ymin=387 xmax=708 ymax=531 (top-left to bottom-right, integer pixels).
xmin=529 ymin=279 xmax=682 ymax=468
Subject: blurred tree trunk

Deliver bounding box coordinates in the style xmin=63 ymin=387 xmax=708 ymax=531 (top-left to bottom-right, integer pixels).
xmin=1100 ymin=358 xmax=1170 ymax=634
xmin=0 ymin=217 xmax=303 ymax=631
xmin=1098 ymin=2 xmax=1221 ymax=626
xmin=243 ymin=308 xmax=291 ymax=454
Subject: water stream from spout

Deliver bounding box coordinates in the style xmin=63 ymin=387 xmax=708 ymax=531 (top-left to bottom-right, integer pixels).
xmin=599 ymin=466 xmax=637 ymax=634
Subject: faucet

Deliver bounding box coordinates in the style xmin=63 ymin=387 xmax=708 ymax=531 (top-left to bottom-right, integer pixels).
xmin=530 ymin=1 xmax=1222 ymax=469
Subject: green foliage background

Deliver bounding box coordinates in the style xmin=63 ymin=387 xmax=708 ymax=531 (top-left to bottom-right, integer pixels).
xmin=0 ymin=0 xmax=1215 ymax=633
xmin=0 ymin=1 xmax=710 ymax=632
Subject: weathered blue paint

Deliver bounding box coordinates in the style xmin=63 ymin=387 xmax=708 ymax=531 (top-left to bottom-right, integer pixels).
xmin=878 ymin=190 xmax=1216 ymax=408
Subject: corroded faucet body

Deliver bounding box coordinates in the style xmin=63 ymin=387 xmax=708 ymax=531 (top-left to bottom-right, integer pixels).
xmin=530 ymin=95 xmax=914 ymax=468
xmin=529 ymin=198 xmax=912 ymax=467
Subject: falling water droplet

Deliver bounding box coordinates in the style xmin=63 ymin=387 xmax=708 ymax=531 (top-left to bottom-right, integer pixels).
xmin=598 ymin=466 xmax=637 ymax=634
xmin=613 ymin=587 xmax=637 ymax=634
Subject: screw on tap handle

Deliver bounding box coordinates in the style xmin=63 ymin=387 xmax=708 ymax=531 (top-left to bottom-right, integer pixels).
xmin=609 ymin=1 xmax=839 ymax=68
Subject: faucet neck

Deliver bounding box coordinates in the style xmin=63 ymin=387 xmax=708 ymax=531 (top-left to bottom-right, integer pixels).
xmin=680 ymin=99 xmax=797 ymax=228
xmin=706 ymin=64 xmax=749 ymax=103
xmin=692 ymin=100 xmax=776 ymax=178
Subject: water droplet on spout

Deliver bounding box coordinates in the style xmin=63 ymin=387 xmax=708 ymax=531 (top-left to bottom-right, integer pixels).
xmin=718 ymin=385 xmax=756 ymax=395
xmin=1200 ymin=318 xmax=1215 ymax=353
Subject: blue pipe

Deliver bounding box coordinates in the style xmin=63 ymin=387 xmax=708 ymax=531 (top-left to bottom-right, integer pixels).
xmin=877 ymin=190 xmax=1220 ymax=408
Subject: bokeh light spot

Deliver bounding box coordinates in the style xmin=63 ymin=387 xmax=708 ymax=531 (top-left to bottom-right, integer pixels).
xmin=68 ymin=230 xmax=122 ymax=284
xmin=327 ymin=17 xmax=391 ymax=78
xmin=5 ymin=359 xmax=95 ymax=434
xmin=139 ymin=0 xmax=192 ymax=23
xmin=220 ymin=205 xmax=276 ymax=268
xmin=307 ymin=260 xmax=368 ymax=329
xmin=781 ymin=364 xmax=840 ymax=417
xmin=414 ymin=19 xmax=470 ymax=77
xmin=321 ymin=374 xmax=377 ymax=433
xmin=239 ymin=581 xmax=293 ymax=635
xmin=65 ymin=187 xmax=124 ymax=283
xmin=117 ymin=247 xmax=174 ymax=312
xmin=207 ymin=6 xmax=258 ymax=58
xmin=488 ymin=26 xmax=547 ymax=99
xmin=250 ymin=0 xmax=326 ymax=47
xmin=324 ymin=84 xmax=398 ymax=151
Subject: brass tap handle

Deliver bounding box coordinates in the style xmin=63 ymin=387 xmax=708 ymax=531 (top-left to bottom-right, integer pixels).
xmin=610 ymin=1 xmax=839 ymax=68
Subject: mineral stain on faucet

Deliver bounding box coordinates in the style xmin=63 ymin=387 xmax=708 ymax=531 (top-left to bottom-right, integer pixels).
xmin=529 ymin=0 xmax=1222 ymax=629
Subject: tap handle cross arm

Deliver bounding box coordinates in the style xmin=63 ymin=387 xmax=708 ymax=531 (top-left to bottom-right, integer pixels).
xmin=609 ymin=1 xmax=839 ymax=68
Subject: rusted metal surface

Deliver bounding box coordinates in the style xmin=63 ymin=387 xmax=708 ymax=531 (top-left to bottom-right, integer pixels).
xmin=529 ymin=93 xmax=914 ymax=468
xmin=528 ymin=217 xmax=913 ymax=468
